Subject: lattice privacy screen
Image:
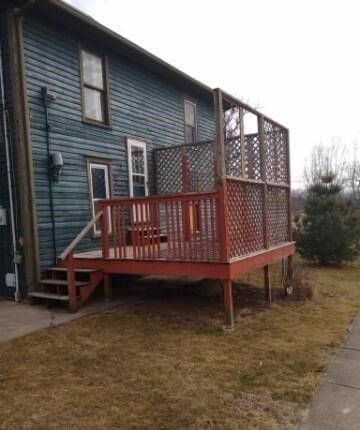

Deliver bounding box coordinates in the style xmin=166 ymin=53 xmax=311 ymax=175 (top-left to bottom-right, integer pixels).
xmin=155 ymin=141 xmax=215 ymax=195
xmin=267 ymin=186 xmax=289 ymax=247
xmin=227 ymin=180 xmax=264 ymax=257
xmin=227 ymin=181 xmax=290 ymax=258
xmin=224 ymin=107 xmax=288 ymax=184
xmin=223 ymin=101 xmax=290 ymax=259
xmin=263 ymin=119 xmax=289 ymax=184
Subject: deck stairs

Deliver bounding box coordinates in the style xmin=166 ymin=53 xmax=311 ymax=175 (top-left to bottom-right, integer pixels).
xmin=28 ymin=266 xmax=104 ymax=311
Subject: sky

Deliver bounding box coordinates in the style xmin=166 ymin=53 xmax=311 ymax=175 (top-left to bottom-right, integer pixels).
xmin=65 ymin=0 xmax=360 ymax=188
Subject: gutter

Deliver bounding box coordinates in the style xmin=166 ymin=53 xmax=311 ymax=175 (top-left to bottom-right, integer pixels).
xmin=41 ymin=86 xmax=57 ymax=262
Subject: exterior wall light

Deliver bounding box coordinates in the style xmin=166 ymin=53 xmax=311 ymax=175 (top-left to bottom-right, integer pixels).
xmin=50 ymin=152 xmax=63 ymax=182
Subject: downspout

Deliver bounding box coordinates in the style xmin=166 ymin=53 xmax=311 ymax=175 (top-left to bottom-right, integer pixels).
xmin=41 ymin=86 xmax=57 ymax=262
xmin=0 ymin=40 xmax=20 ymax=301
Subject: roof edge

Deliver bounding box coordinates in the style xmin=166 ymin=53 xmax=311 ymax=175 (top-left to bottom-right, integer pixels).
xmin=36 ymin=0 xmax=214 ymax=99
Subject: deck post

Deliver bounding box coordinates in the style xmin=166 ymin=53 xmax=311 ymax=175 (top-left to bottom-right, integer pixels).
xmin=213 ymin=88 xmax=226 ymax=184
xmin=264 ymin=265 xmax=271 ymax=304
xmin=223 ymin=279 xmax=234 ymax=331
xmin=100 ymin=203 xmax=110 ymax=258
xmin=284 ymin=255 xmax=293 ymax=296
xmin=103 ymin=273 xmax=112 ymax=301
xmin=258 ymin=115 xmax=269 ymax=250
xmin=67 ymin=251 xmax=78 ymax=312
xmin=213 ymin=88 xmax=230 ymax=262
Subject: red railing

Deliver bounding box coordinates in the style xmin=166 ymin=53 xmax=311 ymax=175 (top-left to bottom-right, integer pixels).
xmin=57 ymin=210 xmax=105 ymax=310
xmin=98 ymin=191 xmax=222 ymax=262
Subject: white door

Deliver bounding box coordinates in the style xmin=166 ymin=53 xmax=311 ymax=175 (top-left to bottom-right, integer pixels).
xmin=89 ymin=162 xmax=112 ymax=234
xmin=127 ymin=138 xmax=149 ymax=222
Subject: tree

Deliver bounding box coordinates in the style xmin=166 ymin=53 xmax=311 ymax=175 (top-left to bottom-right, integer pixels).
xmin=304 ymin=140 xmax=360 ymax=199
xmin=347 ymin=143 xmax=360 ymax=208
xmin=304 ymin=140 xmax=348 ymax=187
xmin=296 ymin=174 xmax=360 ymax=264
xmin=291 ymin=189 xmax=306 ymax=214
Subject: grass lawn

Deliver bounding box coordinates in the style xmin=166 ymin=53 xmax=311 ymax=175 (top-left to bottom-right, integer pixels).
xmin=0 ymin=259 xmax=359 ymax=429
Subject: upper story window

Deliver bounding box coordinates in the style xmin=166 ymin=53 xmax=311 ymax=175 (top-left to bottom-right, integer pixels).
xmin=184 ymin=99 xmax=197 ymax=143
xmin=80 ymin=49 xmax=109 ymax=125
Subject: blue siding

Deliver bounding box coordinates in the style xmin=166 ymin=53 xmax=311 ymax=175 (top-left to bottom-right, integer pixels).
xmin=22 ymin=15 xmax=215 ymax=270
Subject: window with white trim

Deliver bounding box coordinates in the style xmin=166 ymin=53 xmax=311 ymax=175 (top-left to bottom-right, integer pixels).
xmin=89 ymin=162 xmax=111 ymax=234
xmin=184 ymin=99 xmax=197 ymax=143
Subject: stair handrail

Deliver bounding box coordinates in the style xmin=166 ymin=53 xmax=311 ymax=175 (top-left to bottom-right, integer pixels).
xmin=58 ymin=210 xmax=104 ymax=262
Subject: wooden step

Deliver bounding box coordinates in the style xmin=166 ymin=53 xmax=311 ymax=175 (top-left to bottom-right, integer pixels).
xmin=48 ymin=267 xmax=99 ymax=274
xmin=40 ymin=279 xmax=88 ymax=287
xmin=28 ymin=291 xmax=70 ymax=301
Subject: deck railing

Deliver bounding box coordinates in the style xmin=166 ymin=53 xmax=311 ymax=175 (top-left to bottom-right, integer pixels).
xmin=59 ymin=89 xmax=291 ymax=269
xmin=99 ymin=191 xmax=222 ymax=262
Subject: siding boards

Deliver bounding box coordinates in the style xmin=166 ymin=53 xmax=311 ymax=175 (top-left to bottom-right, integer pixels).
xmin=23 ymin=14 xmax=215 ymax=270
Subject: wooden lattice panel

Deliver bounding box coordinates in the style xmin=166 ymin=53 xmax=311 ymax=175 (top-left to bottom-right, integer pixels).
xmin=224 ymin=103 xmax=262 ymax=181
xmin=155 ymin=141 xmax=215 ymax=195
xmin=224 ymin=105 xmax=243 ymax=178
xmin=225 ymin=135 xmax=261 ymax=180
xmin=226 ymin=180 xmax=264 ymax=258
xmin=225 ymin=137 xmax=242 ymax=177
xmin=263 ymin=119 xmax=289 ymax=184
xmin=244 ymin=134 xmax=261 ymax=180
xmin=186 ymin=141 xmax=215 ymax=192
xmin=223 ymin=99 xmax=289 ymax=185
xmin=155 ymin=147 xmax=183 ymax=195
xmin=267 ymin=186 xmax=289 ymax=246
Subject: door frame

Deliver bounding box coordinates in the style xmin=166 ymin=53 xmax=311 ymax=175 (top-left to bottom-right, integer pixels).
xmin=87 ymin=160 xmax=112 ymax=235
xmin=127 ymin=137 xmax=149 ymax=198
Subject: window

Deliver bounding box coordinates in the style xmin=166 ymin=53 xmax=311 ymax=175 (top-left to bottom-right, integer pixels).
xmin=184 ymin=99 xmax=197 ymax=143
xmin=88 ymin=162 xmax=112 ymax=234
xmin=127 ymin=139 xmax=148 ymax=198
xmin=81 ymin=49 xmax=109 ymax=124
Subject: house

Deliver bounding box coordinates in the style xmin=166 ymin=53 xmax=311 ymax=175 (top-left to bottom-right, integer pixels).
xmin=0 ymin=0 xmax=295 ymax=329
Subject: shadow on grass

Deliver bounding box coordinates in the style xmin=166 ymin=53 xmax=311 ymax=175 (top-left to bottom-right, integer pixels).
xmin=109 ymin=274 xmax=288 ymax=326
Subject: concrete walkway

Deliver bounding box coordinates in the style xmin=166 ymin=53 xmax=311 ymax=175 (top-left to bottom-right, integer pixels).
xmin=299 ymin=316 xmax=360 ymax=429
xmin=0 ymin=298 xmax=128 ymax=343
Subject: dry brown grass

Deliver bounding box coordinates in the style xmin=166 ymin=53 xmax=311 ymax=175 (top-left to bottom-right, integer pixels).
xmin=0 ymin=260 xmax=359 ymax=429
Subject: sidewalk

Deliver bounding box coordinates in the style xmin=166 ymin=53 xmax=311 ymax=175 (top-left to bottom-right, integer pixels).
xmin=0 ymin=298 xmax=129 ymax=343
xmin=299 ymin=315 xmax=360 ymax=429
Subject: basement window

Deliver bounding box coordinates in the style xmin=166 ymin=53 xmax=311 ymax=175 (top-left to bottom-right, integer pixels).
xmin=184 ymin=99 xmax=197 ymax=143
xmin=80 ymin=49 xmax=109 ymax=125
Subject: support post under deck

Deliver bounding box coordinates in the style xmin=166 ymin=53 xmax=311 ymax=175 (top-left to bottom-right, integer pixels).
xmin=264 ymin=265 xmax=271 ymax=304
xmin=223 ymin=279 xmax=234 ymax=331
xmin=284 ymin=255 xmax=293 ymax=296
xmin=104 ymin=273 xmax=112 ymax=301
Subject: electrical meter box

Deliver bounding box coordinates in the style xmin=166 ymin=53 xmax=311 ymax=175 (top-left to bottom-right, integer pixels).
xmin=0 ymin=207 xmax=7 ymax=226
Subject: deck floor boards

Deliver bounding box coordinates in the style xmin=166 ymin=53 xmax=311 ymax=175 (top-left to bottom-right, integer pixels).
xmin=74 ymin=241 xmax=221 ymax=262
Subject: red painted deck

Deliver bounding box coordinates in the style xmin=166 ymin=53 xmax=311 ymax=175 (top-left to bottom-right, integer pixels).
xmin=73 ymin=242 xmax=295 ymax=281
xmin=53 ymin=89 xmax=294 ymax=329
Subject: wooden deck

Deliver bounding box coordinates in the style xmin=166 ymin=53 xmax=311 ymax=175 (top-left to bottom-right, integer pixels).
xmin=36 ymin=88 xmax=294 ymax=329
xmin=73 ymin=242 xmax=295 ymax=281
xmin=75 ymin=240 xmax=220 ymax=262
